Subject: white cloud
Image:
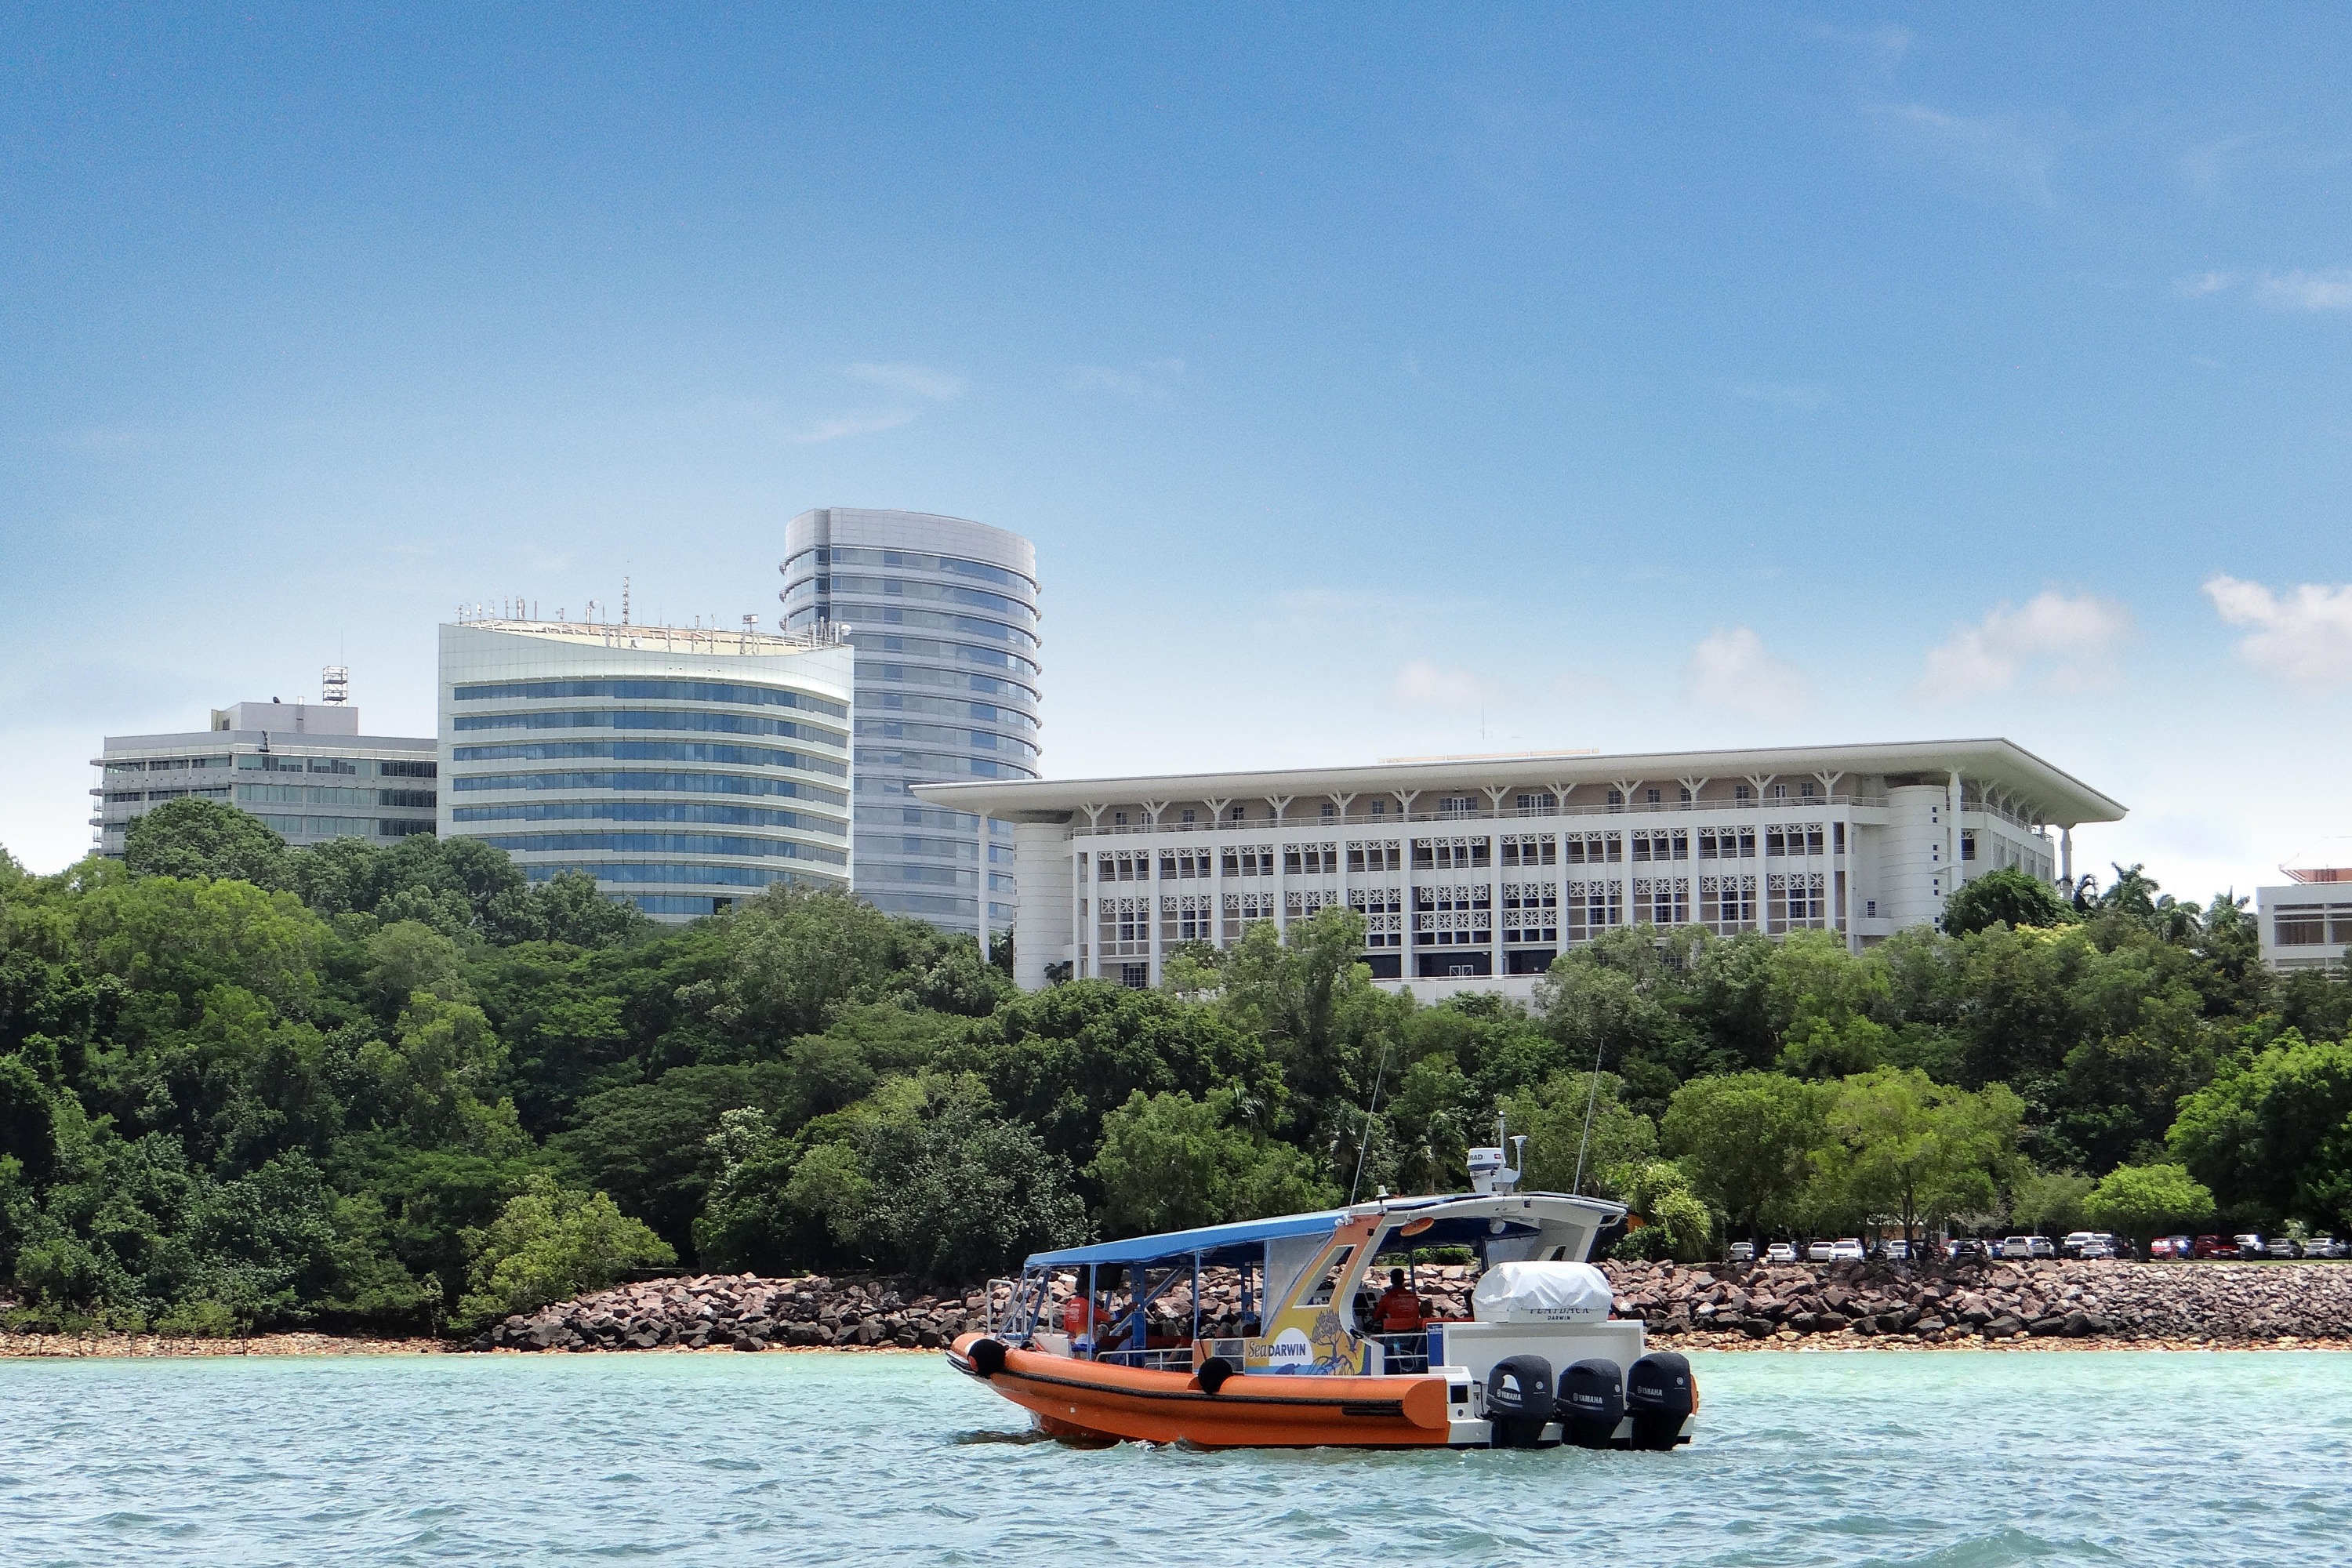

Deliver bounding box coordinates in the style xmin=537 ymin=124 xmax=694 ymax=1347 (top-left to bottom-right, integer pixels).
xmin=1864 ymin=103 xmax=2059 ymax=208
xmin=1068 ymin=359 xmax=1185 ymax=399
xmin=1912 ymin=590 xmax=2131 ymax=703
xmin=1682 ymin=628 xmax=1806 ymax=720
xmin=2176 ymin=267 xmax=2352 ymax=312
xmin=792 ymin=408 xmax=916 ymax=444
xmin=2204 ymin=575 xmax=2352 ymax=690
xmin=1390 ymin=659 xmax=1507 ymax=709
xmin=846 ymin=362 xmax=966 ymax=401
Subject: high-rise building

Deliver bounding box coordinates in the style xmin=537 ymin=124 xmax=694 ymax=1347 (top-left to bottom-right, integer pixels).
xmin=93 ymin=686 xmax=438 ymax=856
xmin=779 ymin=508 xmax=1040 ymax=940
xmin=916 ymin=739 xmax=2125 ymax=996
xmin=436 ymin=614 xmax=856 ymax=921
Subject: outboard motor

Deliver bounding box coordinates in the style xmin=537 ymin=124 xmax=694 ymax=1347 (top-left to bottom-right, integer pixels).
xmin=1483 ymin=1355 xmax=1555 ymax=1448
xmin=1559 ymin=1358 xmax=1624 ymax=1449
xmin=1626 ymin=1351 xmax=1696 ymax=1450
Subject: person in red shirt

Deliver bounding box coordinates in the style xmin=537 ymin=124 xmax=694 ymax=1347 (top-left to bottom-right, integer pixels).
xmin=1372 ymin=1268 xmax=1426 ymax=1334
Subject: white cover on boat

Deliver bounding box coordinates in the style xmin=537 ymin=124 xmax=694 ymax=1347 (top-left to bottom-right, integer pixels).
xmin=1470 ymin=1261 xmax=1613 ymax=1324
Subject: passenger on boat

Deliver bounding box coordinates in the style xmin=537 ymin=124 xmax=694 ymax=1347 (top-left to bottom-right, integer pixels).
xmin=1062 ymin=1286 xmax=1110 ymax=1352
xmin=1372 ymin=1269 xmax=1427 ymax=1334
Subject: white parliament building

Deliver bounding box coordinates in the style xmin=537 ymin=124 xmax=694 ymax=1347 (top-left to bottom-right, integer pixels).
xmin=918 ymin=739 xmax=2126 ymax=999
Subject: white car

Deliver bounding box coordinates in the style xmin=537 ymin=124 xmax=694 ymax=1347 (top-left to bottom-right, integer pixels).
xmin=2307 ymin=1236 xmax=2345 ymax=1259
xmin=1806 ymin=1240 xmax=1835 ymax=1262
xmin=2062 ymin=1231 xmax=2099 ymax=1258
xmin=1829 ymin=1239 xmax=1865 ymax=1261
xmin=2000 ymin=1236 xmax=2035 ymax=1259
xmin=1766 ymin=1242 xmax=1798 ymax=1264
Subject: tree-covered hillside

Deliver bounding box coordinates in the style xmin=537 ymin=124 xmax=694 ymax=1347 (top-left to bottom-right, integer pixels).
xmin=2 ymin=800 xmax=2348 ymax=1338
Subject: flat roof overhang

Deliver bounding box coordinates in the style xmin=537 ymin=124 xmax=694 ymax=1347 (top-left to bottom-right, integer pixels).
xmin=915 ymin=738 xmax=2126 ymax=829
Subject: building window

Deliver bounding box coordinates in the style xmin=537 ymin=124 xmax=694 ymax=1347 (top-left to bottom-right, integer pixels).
xmin=1440 ymin=795 xmax=1476 ymax=816
xmin=1231 ymin=804 xmax=1247 ymax=822
xmin=1645 ymin=788 xmax=1661 ymax=804
xmin=1800 ymin=781 xmax=1817 ymax=798
xmin=1678 ymin=786 xmax=1693 ymax=803
xmin=1961 ymin=830 xmax=1977 ymax=862
xmin=2276 ymin=908 xmax=2327 ymax=946
xmin=1113 ymin=811 xmax=1127 ymax=826
xmin=1515 ymin=793 xmax=1555 ymax=813
xmin=1181 ymin=808 xmax=1196 ymax=824
xmin=1319 ymin=802 xmax=1335 ymax=819
xmin=1605 ymin=788 xmax=1623 ymax=807
xmin=1769 ymin=783 xmax=1787 ymax=799
xmin=1733 ymin=783 xmax=1751 ymax=802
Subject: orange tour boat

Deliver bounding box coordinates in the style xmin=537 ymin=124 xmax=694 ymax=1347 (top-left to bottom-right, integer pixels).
xmin=948 ymin=1146 xmax=1697 ymax=1450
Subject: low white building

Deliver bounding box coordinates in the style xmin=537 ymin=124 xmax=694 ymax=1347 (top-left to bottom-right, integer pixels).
xmin=2256 ymin=841 xmax=2352 ymax=972
xmin=437 ymin=615 xmax=858 ymax=921
xmin=916 ymin=739 xmax=2125 ymax=999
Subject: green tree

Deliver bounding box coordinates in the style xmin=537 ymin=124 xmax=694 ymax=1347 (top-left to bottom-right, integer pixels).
xmin=1810 ymin=1069 xmax=2023 ymax=1244
xmin=1943 ymin=866 xmax=2075 ymax=937
xmin=2169 ymin=1029 xmax=2352 ymax=1229
xmin=124 ymin=800 xmax=290 ymax=890
xmin=1498 ymin=1070 xmax=1658 ymax=1200
xmin=1661 ymin=1072 xmax=1828 ymax=1242
xmin=1087 ymin=1087 xmax=1336 ymax=1236
xmin=1611 ymin=1159 xmax=1713 ymax=1262
xmin=453 ymin=1173 xmax=674 ymax=1331
xmin=2009 ymin=1167 xmax=2096 ymax=1238
xmin=2082 ymin=1163 xmax=2215 ymax=1253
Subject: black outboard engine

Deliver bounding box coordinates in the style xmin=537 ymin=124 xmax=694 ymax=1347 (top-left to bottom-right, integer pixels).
xmin=1559 ymin=1358 xmax=1624 ymax=1449
xmin=1483 ymin=1354 xmax=1555 ymax=1448
xmin=1626 ymin=1351 xmax=1696 ymax=1450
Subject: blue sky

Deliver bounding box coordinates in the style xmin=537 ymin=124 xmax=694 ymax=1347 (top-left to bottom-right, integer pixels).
xmin=4 ymin=6 xmax=2349 ymax=897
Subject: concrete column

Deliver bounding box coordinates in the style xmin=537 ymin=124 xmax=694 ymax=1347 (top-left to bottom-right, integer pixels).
xmin=1947 ymin=768 xmax=1962 ymax=915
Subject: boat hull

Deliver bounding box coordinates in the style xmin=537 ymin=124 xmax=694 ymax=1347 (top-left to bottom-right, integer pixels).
xmin=948 ymin=1334 xmax=1454 ymax=1448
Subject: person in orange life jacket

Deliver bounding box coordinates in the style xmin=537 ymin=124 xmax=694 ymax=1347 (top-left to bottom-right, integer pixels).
xmin=1372 ymin=1269 xmax=1427 ymax=1334
xmin=1063 ymin=1277 xmax=1116 ymax=1351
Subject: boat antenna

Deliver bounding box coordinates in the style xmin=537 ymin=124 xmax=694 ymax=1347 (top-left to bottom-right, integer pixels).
xmin=1347 ymin=1037 xmax=1394 ymax=1206
xmin=1570 ymin=1028 xmax=1607 ymax=1196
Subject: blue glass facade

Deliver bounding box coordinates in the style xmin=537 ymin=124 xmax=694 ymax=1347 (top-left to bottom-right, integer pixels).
xmin=781 ymin=509 xmax=1039 ymax=939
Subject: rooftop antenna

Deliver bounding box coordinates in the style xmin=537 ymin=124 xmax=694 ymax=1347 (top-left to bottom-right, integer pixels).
xmin=1346 ymin=1036 xmax=1395 ymax=1206
xmin=622 ymin=576 xmax=630 ymax=626
xmin=321 ymin=665 xmax=349 ymax=706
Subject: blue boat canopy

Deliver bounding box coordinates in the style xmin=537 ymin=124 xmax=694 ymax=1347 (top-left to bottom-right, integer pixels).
xmin=1022 ymin=1192 xmax=1566 ymax=1272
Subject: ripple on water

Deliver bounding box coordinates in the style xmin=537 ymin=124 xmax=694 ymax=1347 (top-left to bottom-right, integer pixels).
xmin=3 ymin=1351 xmax=2350 ymax=1566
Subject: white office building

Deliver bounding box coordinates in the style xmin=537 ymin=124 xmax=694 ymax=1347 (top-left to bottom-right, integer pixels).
xmin=2256 ymin=840 xmax=2352 ymax=972
xmin=779 ymin=507 xmax=1040 ymax=941
xmin=437 ymin=615 xmax=857 ymax=920
xmin=917 ymin=739 xmax=2125 ymax=998
xmin=94 ymin=683 xmax=438 ymax=856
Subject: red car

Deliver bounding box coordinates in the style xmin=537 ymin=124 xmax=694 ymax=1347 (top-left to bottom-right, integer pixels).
xmin=2190 ymin=1235 xmax=2238 ymax=1259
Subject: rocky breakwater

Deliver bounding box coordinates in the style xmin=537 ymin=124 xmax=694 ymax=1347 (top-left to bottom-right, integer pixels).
xmin=474 ymin=1274 xmax=1004 ymax=1353
xmin=1603 ymin=1258 xmax=2352 ymax=1347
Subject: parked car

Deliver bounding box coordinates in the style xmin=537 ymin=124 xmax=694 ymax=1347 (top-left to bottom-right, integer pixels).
xmin=2307 ymin=1236 xmax=2345 ymax=1259
xmin=2235 ymin=1233 xmax=2265 ymax=1259
xmin=2191 ymin=1235 xmax=2237 ymax=1259
xmin=1948 ymin=1238 xmax=1992 ymax=1262
xmin=1766 ymin=1241 xmax=1798 ymax=1264
xmin=1829 ymin=1239 xmax=1865 ymax=1262
xmin=2076 ymin=1237 xmax=2115 ymax=1260
xmin=2267 ymin=1236 xmax=2300 ymax=1259
xmin=1806 ymin=1240 xmax=1835 ymax=1262
xmin=2148 ymin=1236 xmax=2180 ymax=1259
xmin=2001 ymin=1236 xmax=2036 ymax=1259
xmin=2163 ymin=1234 xmax=2194 ymax=1259
xmin=1878 ymin=1239 xmax=1912 ymax=1261
xmin=2028 ymin=1236 xmax=2057 ymax=1259
xmin=2062 ymin=1231 xmax=2100 ymax=1258
xmin=1728 ymin=1241 xmax=1755 ymax=1264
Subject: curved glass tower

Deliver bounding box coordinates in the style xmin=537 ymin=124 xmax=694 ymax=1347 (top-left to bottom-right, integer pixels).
xmin=780 ymin=508 xmax=1040 ymax=938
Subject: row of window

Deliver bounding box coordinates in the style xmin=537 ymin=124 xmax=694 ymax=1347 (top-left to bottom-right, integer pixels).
xmin=452 ymin=678 xmax=848 ymax=720
xmin=855 ymin=832 xmax=980 ymax=860
xmin=522 ymin=862 xmax=835 ymax=891
xmin=792 ymin=572 xmax=1037 ymax=626
xmin=840 ymin=630 xmax=1041 ymax=681
xmin=452 ymin=768 xmax=848 ymax=806
xmin=2274 ymin=907 xmax=2352 ymax=946
xmin=867 ymin=691 xmax=1040 ymax=730
xmin=238 ymin=785 xmax=437 ymax=808
xmin=105 ymin=786 xmax=232 ymax=804
xmin=452 ymin=740 xmax=848 ymax=778
xmin=225 ymin=754 xmax=437 ymax=777
xmin=853 ymin=746 xmax=1035 ymax=781
xmin=474 ymin=831 xmax=848 ymax=866
xmin=255 ymin=815 xmax=436 ymax=840
xmin=103 ymin=756 xmax=232 ymax=774
xmin=1082 ymin=828 xmax=1846 ymax=880
xmin=453 ymin=708 xmax=847 ymax=747
xmin=826 ymin=601 xmax=1039 ymax=653
xmin=862 ymin=662 xmax=1040 ymax=709
xmin=452 ymin=800 xmax=847 ymax=836
xmin=786 ymin=545 xmax=1036 ymax=594
xmin=854 ymin=719 xmax=1040 ymax=759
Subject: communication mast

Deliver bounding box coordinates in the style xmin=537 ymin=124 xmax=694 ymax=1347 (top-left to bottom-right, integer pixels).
xmin=321 ymin=666 xmax=350 ymax=706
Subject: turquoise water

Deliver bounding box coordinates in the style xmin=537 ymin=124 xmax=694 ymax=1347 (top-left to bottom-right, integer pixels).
xmin=5 ymin=1350 xmax=2350 ymax=1566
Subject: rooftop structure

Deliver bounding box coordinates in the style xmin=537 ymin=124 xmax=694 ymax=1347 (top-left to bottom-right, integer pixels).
xmin=781 ymin=507 xmax=1040 ymax=942
xmin=916 ymin=738 xmax=2127 ymax=998
xmin=436 ymin=613 xmax=857 ymax=922
xmin=93 ymin=676 xmax=437 ymax=855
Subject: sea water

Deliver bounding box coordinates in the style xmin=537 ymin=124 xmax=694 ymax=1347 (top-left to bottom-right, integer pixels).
xmin=5 ymin=1349 xmax=2349 ymax=1566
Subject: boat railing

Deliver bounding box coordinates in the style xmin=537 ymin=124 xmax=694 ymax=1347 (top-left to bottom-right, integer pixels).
xmin=1370 ymin=1333 xmax=1432 ymax=1374
xmin=1093 ymin=1346 xmax=1197 ymax=1373
xmin=1198 ymin=1336 xmax=1248 ymax=1364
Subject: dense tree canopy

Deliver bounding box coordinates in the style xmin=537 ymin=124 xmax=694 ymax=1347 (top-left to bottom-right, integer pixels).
xmin=2 ymin=803 xmax=2348 ymax=1338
